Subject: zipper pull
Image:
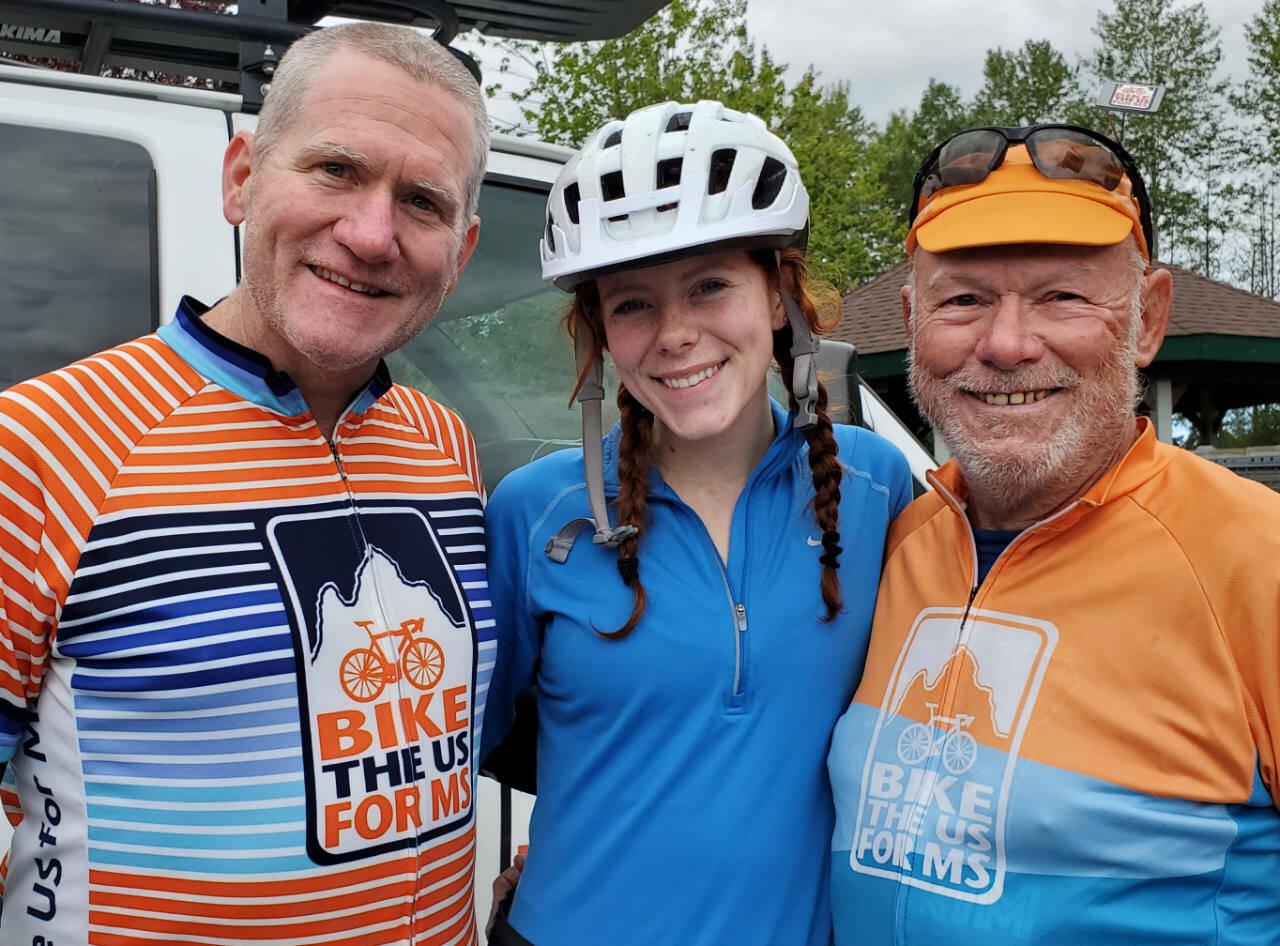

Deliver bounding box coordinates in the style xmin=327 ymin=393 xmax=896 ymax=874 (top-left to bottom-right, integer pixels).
xmin=958 ymin=584 xmax=978 ymax=634
xmin=734 ymin=602 xmax=747 ymax=632
xmin=329 ymin=440 xmax=349 ymax=481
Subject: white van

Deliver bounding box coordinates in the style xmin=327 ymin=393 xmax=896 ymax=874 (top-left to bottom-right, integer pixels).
xmin=0 ymin=0 xmax=933 ymax=931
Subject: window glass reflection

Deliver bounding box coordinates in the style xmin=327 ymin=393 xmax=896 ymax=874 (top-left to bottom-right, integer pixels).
xmin=0 ymin=124 xmax=155 ymax=388
xmin=391 ymin=184 xmax=619 ymax=490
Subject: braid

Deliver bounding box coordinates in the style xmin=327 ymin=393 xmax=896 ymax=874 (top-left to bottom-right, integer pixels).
xmin=764 ymin=247 xmax=844 ymax=622
xmin=600 ymin=386 xmax=653 ymax=639
xmin=564 ymin=286 xmax=654 ymax=640
xmin=803 ymin=385 xmax=843 ymax=621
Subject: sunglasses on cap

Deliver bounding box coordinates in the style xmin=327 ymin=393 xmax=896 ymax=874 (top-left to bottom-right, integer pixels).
xmin=909 ymin=124 xmax=1153 ymax=254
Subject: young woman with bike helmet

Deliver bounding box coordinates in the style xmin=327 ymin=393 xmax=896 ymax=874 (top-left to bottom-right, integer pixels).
xmin=481 ymin=100 xmax=912 ymax=945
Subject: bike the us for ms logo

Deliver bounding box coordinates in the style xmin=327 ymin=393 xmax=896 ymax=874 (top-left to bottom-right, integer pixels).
xmin=268 ymin=506 xmax=477 ymax=865
xmin=851 ymin=607 xmax=1057 ymax=903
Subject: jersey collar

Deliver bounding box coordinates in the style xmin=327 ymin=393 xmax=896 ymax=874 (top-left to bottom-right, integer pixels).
xmin=158 ymin=296 xmax=391 ymax=419
xmin=928 ymin=417 xmax=1171 ymax=517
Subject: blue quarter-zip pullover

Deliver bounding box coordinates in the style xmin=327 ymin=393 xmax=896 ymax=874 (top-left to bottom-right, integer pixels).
xmin=482 ymin=401 xmax=912 ymax=945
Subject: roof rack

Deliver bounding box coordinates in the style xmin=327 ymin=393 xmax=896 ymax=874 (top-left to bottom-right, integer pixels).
xmin=0 ymin=0 xmax=668 ymax=112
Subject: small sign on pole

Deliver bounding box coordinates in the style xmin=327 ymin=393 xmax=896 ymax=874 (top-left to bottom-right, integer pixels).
xmin=1094 ymin=81 xmax=1165 ymax=115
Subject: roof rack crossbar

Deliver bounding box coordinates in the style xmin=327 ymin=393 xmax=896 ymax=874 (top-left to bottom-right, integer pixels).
xmin=0 ymin=0 xmax=309 ymax=46
xmin=327 ymin=1 xmax=461 ymax=42
xmin=0 ymin=0 xmax=671 ymax=107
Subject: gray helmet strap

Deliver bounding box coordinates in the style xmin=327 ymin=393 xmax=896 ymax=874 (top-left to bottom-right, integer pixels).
xmin=545 ymin=315 xmax=638 ymax=563
xmin=779 ymin=252 xmax=819 ymax=428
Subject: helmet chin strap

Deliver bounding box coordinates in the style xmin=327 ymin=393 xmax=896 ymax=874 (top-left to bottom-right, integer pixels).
xmin=779 ymin=251 xmax=820 ymax=429
xmin=544 ymin=314 xmax=638 ymax=563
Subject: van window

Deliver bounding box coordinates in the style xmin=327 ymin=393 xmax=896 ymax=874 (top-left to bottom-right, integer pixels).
xmin=389 ymin=182 xmax=620 ymax=491
xmin=0 ymin=124 xmax=157 ymax=388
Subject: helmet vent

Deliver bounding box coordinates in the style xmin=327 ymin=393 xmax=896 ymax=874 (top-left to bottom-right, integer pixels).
xmin=545 ymin=214 xmax=556 ymax=253
xmin=602 ymin=129 xmax=623 ymax=149
xmin=752 ymin=156 xmax=787 ymax=209
xmin=600 ymin=170 xmax=625 ymax=202
xmin=564 ymin=182 xmax=581 ymax=225
xmin=709 ymin=148 xmax=736 ymax=194
xmin=665 ymin=111 xmax=692 ymax=133
xmin=656 ymin=157 xmax=682 ymax=189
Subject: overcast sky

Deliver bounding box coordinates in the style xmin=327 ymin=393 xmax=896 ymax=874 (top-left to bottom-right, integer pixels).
xmin=743 ymin=0 xmax=1261 ymax=125
xmin=455 ymin=0 xmax=1267 ymax=132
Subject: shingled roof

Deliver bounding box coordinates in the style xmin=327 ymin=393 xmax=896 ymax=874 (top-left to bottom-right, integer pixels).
xmin=833 ymin=261 xmax=912 ymax=358
xmin=833 ymin=260 xmax=1280 ymax=367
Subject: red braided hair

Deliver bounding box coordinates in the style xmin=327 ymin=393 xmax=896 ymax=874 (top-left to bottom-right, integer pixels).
xmin=750 ymin=249 xmax=844 ymax=621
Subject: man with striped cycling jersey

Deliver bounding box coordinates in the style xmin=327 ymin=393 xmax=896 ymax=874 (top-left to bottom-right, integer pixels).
xmin=0 ymin=22 xmax=491 ymax=945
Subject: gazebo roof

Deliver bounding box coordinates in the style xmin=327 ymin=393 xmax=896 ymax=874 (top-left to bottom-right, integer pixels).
xmin=833 ymin=260 xmax=1280 ymax=375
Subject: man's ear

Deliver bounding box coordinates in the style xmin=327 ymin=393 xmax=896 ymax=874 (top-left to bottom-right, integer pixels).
xmin=1135 ymin=267 xmax=1173 ymax=368
xmin=901 ymin=283 xmax=915 ymax=340
xmin=222 ymin=131 xmax=256 ymax=226
xmin=446 ymin=216 xmax=482 ymax=294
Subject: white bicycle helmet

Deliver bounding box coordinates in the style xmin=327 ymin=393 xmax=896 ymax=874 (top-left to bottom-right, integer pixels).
xmin=541 ymin=100 xmax=819 ymax=560
xmin=541 ymin=99 xmax=809 ymax=290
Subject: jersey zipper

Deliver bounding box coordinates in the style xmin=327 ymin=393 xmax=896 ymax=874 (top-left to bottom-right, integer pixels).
xmin=660 ymin=493 xmax=751 ymax=713
xmin=732 ymin=602 xmax=747 ymax=696
xmin=697 ymin=512 xmax=749 ymax=711
xmin=890 ymin=486 xmax=1089 ymax=935
xmin=327 ymin=427 xmax=421 ymax=943
xmin=327 ymin=436 xmax=377 ymax=604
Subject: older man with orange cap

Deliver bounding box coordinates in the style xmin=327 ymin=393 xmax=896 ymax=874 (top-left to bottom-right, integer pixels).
xmin=827 ymin=125 xmax=1280 ymax=945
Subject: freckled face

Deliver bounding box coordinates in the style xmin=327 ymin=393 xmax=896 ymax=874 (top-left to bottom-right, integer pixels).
xmin=228 ymin=50 xmax=480 ymax=381
xmin=596 ymin=250 xmax=784 ymax=448
xmin=907 ymin=241 xmax=1150 ymax=502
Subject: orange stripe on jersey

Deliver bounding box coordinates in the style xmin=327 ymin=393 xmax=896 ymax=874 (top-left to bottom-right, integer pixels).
xmin=415 ymin=898 xmax=477 ymax=944
xmin=90 ymin=830 xmax=473 ymax=900
xmin=84 ymin=931 xmax=417 ymax=946
xmin=92 ymin=878 xmax=415 ymax=920
xmin=385 ymin=389 xmax=484 ymax=498
xmin=4 ymin=308 xmax=488 ymax=946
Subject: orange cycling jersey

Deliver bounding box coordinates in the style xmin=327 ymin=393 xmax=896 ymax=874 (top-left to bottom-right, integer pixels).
xmin=0 ymin=299 xmax=491 ymax=945
xmin=829 ymin=420 xmax=1280 ymax=945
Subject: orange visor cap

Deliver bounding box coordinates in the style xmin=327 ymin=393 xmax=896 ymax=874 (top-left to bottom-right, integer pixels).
xmin=906 ymin=145 xmax=1149 ymax=259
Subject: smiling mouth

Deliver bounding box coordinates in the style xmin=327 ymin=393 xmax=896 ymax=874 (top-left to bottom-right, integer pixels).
xmin=659 ymin=361 xmax=726 ymax=389
xmin=310 ymin=265 xmax=387 ymax=297
xmin=970 ymin=388 xmax=1056 ymax=406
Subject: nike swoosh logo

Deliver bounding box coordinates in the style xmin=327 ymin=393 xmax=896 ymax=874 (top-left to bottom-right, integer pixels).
xmin=806 ymin=535 xmax=822 ymax=546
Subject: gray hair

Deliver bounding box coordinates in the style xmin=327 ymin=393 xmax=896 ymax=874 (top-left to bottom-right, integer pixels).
xmin=253 ymin=22 xmax=490 ymax=219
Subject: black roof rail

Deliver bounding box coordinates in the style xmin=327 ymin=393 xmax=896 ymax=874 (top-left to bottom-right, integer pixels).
xmin=0 ymin=0 xmax=668 ymax=112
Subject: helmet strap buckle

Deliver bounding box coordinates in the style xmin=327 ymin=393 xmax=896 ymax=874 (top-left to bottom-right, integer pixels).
xmin=548 ymin=314 xmax=636 ymax=562
xmin=778 ymin=264 xmax=819 ymax=428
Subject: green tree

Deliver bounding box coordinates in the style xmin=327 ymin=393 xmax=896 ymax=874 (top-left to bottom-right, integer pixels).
xmin=1181 ymin=403 xmax=1280 ymax=449
xmin=1085 ymin=0 xmax=1229 ymax=265
xmin=776 ymin=75 xmax=901 ymax=287
xmin=1218 ymin=404 xmax=1280 ymax=447
xmin=483 ymin=0 xmax=788 ymax=145
xmin=1229 ymin=0 xmax=1280 ymax=293
xmin=868 ymin=80 xmax=976 ymax=242
xmin=971 ymin=40 xmax=1088 ymax=127
xmin=1238 ymin=0 xmax=1280 ymax=167
xmin=478 ymin=0 xmax=895 ymax=289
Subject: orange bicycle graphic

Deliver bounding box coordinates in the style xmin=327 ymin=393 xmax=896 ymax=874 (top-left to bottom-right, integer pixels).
xmin=339 ymin=617 xmax=445 ymax=702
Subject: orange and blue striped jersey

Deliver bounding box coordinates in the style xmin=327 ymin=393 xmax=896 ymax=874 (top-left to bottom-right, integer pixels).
xmin=0 ymin=298 xmax=491 ymax=945
xmin=828 ymin=421 xmax=1280 ymax=945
